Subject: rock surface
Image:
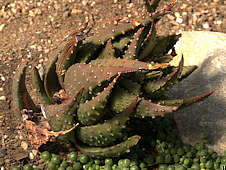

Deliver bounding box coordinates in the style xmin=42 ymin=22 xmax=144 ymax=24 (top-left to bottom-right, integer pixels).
xmin=169 ymin=31 xmax=226 ymax=154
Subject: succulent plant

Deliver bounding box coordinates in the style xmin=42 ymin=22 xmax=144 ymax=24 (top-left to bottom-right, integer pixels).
xmin=12 ymin=0 xmax=212 ymax=158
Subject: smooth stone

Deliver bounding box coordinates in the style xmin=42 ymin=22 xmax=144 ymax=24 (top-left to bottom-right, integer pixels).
xmin=169 ymin=31 xmax=226 ymax=155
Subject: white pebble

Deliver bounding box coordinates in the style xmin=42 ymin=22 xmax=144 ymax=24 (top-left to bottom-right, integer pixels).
xmin=174 ymin=12 xmax=180 ymax=18
xmin=11 ymin=8 xmax=17 ymax=14
xmin=39 ymin=58 xmax=44 ymax=63
xmin=0 ymin=96 xmax=6 ymax=101
xmin=0 ymin=87 xmax=3 ymax=92
xmin=216 ymin=20 xmax=222 ymax=25
xmin=29 ymin=152 xmax=34 ymax=159
xmin=30 ymin=44 xmax=36 ymax=49
xmin=82 ymin=0 xmax=88 ymax=6
xmin=71 ymin=9 xmax=82 ymax=14
xmin=32 ymin=149 xmax=38 ymax=156
xmin=202 ymin=23 xmax=209 ymax=29
xmin=37 ymin=45 xmax=42 ymax=51
xmin=44 ymin=48 xmax=50 ymax=54
xmin=176 ymin=17 xmax=183 ymax=24
xmin=1 ymin=76 xmax=5 ymax=81
xmin=0 ymin=24 xmax=5 ymax=32
xmin=21 ymin=141 xmax=28 ymax=150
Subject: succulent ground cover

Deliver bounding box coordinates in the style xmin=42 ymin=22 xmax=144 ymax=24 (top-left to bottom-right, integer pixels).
xmin=11 ymin=0 xmax=214 ymax=160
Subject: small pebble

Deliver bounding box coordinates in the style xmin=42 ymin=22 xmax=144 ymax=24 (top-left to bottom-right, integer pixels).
xmin=30 ymin=44 xmax=36 ymax=49
xmin=32 ymin=149 xmax=38 ymax=156
xmin=167 ymin=14 xmax=175 ymax=20
xmin=176 ymin=17 xmax=183 ymax=24
xmin=216 ymin=20 xmax=222 ymax=25
xmin=21 ymin=141 xmax=28 ymax=151
xmin=82 ymin=0 xmax=88 ymax=6
xmin=0 ymin=24 xmax=5 ymax=32
xmin=37 ymin=45 xmax=42 ymax=51
xmin=29 ymin=152 xmax=34 ymax=160
xmin=202 ymin=22 xmax=209 ymax=29
xmin=34 ymin=8 xmax=42 ymax=15
xmin=71 ymin=8 xmax=82 ymax=14
xmin=28 ymin=10 xmax=35 ymax=17
xmin=0 ymin=96 xmax=6 ymax=101
xmin=174 ymin=12 xmax=180 ymax=18
xmin=19 ymin=135 xmax=23 ymax=140
xmin=39 ymin=58 xmax=44 ymax=63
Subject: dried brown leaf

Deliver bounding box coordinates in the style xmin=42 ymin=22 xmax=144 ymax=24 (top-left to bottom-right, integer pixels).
xmin=25 ymin=120 xmax=78 ymax=149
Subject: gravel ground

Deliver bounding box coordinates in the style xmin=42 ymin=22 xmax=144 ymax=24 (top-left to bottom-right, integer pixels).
xmin=0 ymin=0 xmax=225 ymax=168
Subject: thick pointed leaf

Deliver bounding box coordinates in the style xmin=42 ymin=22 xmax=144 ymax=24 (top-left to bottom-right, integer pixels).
xmin=85 ymin=19 xmax=139 ymax=46
xmin=76 ymin=97 xmax=138 ymax=146
xmin=76 ymin=42 xmax=100 ymax=64
xmin=144 ymin=70 xmax=163 ymax=80
xmin=64 ymin=63 xmax=142 ymax=98
xmin=152 ymin=54 xmax=174 ymax=63
xmin=123 ymin=27 xmax=144 ymax=59
xmin=12 ymin=59 xmax=40 ymax=118
xmin=138 ymin=22 xmax=157 ymax=60
xmin=44 ymin=54 xmax=61 ymax=102
xmin=74 ymin=135 xmax=141 ymax=158
xmin=144 ymin=56 xmax=184 ymax=97
xmin=32 ymin=67 xmax=53 ymax=105
xmin=135 ymin=99 xmax=178 ymax=118
xmin=178 ymin=65 xmax=198 ymax=81
xmin=77 ymin=75 xmax=120 ymax=125
xmin=45 ymin=87 xmax=84 ymax=141
xmin=98 ymin=39 xmax=115 ymax=59
xmin=45 ymin=87 xmax=84 ymax=118
xmin=135 ymin=22 xmax=154 ymax=57
xmin=44 ymin=34 xmax=77 ymax=101
xmin=150 ymin=34 xmax=181 ymax=58
xmin=118 ymin=79 xmax=141 ymax=95
xmin=112 ymin=37 xmax=131 ymax=51
xmin=56 ymin=36 xmax=82 ymax=87
xmin=110 ymin=87 xmax=137 ymax=113
xmin=90 ymin=58 xmax=168 ymax=71
xmin=158 ymin=91 xmax=214 ymax=108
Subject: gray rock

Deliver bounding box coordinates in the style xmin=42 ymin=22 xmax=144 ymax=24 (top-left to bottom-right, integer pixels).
xmin=169 ymin=31 xmax=226 ymax=154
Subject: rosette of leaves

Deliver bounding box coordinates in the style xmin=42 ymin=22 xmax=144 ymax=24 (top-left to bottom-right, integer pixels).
xmin=12 ymin=0 xmax=212 ymax=158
